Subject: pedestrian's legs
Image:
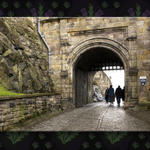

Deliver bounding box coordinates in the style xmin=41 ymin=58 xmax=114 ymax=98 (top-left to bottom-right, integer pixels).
xmin=117 ymin=97 xmax=120 ymax=107
xmin=111 ymin=97 xmax=114 ymax=105
xmin=106 ymin=97 xmax=108 ymax=103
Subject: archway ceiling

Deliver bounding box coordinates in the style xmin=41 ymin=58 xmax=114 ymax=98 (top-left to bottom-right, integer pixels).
xmin=75 ymin=47 xmax=124 ymax=71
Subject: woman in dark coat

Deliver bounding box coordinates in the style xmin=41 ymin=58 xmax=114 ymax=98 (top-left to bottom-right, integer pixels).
xmin=108 ymin=85 xmax=115 ymax=104
xmin=105 ymin=88 xmax=109 ymax=103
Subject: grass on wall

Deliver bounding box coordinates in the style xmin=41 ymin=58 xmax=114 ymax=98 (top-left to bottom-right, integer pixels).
xmin=0 ymin=84 xmax=59 ymax=100
xmin=0 ymin=84 xmax=24 ymax=96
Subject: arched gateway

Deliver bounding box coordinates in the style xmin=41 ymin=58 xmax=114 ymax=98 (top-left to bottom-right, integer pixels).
xmin=39 ymin=17 xmax=150 ymax=109
xmin=68 ymin=36 xmax=131 ymax=107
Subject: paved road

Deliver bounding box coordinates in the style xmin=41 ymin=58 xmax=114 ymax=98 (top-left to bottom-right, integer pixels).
xmin=12 ymin=100 xmax=150 ymax=131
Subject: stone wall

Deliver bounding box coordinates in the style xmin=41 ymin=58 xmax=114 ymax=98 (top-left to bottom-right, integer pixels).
xmin=35 ymin=18 xmax=150 ymax=107
xmin=1 ymin=18 xmax=149 ymax=108
xmin=0 ymin=94 xmax=74 ymax=131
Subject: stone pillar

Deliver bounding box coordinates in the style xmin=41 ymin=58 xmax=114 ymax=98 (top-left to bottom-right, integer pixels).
xmin=59 ymin=19 xmax=71 ymax=100
xmin=126 ymin=25 xmax=138 ymax=106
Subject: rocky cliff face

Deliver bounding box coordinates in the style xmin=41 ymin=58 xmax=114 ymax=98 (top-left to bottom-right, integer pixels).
xmin=88 ymin=71 xmax=111 ymax=102
xmin=0 ymin=18 xmax=54 ymax=93
xmin=93 ymin=71 xmax=111 ymax=96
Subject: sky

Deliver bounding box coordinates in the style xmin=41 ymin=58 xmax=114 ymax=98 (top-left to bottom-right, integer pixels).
xmin=104 ymin=70 xmax=125 ymax=90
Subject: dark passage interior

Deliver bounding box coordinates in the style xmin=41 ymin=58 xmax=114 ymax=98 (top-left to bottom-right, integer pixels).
xmin=73 ymin=47 xmax=124 ymax=107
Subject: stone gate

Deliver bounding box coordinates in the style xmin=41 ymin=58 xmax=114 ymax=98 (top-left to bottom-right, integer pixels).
xmin=39 ymin=17 xmax=150 ymax=107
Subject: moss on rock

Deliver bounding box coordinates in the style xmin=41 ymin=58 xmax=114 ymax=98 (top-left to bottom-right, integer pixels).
xmin=0 ymin=18 xmax=54 ymax=94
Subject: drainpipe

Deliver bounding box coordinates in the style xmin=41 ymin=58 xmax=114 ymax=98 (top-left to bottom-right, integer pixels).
xmin=37 ymin=17 xmax=52 ymax=73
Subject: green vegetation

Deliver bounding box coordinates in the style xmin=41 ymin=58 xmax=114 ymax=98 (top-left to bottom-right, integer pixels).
xmin=38 ymin=133 xmax=46 ymax=140
xmin=138 ymin=133 xmax=145 ymax=140
xmin=63 ymin=1 xmax=71 ymax=9
xmin=145 ymin=142 xmax=150 ymax=149
xmin=105 ymin=132 xmax=127 ymax=144
xmin=88 ymin=3 xmax=94 ymax=16
xmin=6 ymin=132 xmax=28 ymax=144
xmin=102 ymin=1 xmax=109 ymax=9
xmin=132 ymin=142 xmax=139 ymax=149
xmin=32 ymin=142 xmax=39 ymax=149
xmin=57 ymin=132 xmax=79 ymax=144
xmin=135 ymin=3 xmax=141 ymax=16
xmin=88 ymin=133 xmax=96 ymax=140
xmin=0 ymin=84 xmax=59 ymax=100
xmin=95 ymin=142 xmax=102 ymax=149
xmin=0 ymin=84 xmax=24 ymax=96
xmin=45 ymin=142 xmax=52 ymax=149
xmin=82 ymin=142 xmax=90 ymax=149
xmin=113 ymin=1 xmax=120 ymax=8
xmin=51 ymin=1 xmax=58 ymax=9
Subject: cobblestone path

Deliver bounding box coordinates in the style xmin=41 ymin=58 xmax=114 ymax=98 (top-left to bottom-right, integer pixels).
xmin=13 ymin=100 xmax=150 ymax=131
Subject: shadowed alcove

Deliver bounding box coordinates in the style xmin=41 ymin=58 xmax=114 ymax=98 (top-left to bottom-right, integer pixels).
xmin=73 ymin=47 xmax=124 ymax=107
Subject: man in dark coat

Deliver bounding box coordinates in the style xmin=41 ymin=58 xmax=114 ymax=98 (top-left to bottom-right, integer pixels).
xmin=122 ymin=86 xmax=125 ymax=101
xmin=115 ymin=86 xmax=122 ymax=107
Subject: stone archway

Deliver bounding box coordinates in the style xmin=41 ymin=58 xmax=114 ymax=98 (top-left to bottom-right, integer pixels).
xmin=68 ymin=36 xmax=130 ymax=107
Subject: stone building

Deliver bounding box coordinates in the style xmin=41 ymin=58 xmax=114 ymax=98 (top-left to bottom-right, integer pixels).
xmin=35 ymin=17 xmax=150 ymax=107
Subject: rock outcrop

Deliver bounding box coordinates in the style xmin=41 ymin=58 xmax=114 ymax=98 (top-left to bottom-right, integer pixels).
xmin=0 ymin=18 xmax=54 ymax=93
xmin=93 ymin=71 xmax=111 ymax=96
xmin=88 ymin=71 xmax=111 ymax=103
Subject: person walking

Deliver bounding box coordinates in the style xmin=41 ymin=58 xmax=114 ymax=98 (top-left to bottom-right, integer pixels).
xmin=105 ymin=88 xmax=109 ymax=103
xmin=115 ymin=86 xmax=122 ymax=107
xmin=108 ymin=85 xmax=115 ymax=105
xmin=122 ymin=86 xmax=125 ymax=101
